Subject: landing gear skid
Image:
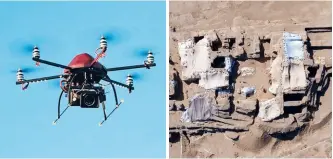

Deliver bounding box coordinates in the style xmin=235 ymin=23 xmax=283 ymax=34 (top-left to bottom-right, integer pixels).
xmin=53 ymin=90 xmax=70 ymax=125
xmin=52 ymin=79 xmax=126 ymax=126
xmin=98 ymin=100 xmax=124 ymax=126
xmin=53 ymin=105 xmax=69 ymax=125
xmin=99 ymin=82 xmax=124 ymax=126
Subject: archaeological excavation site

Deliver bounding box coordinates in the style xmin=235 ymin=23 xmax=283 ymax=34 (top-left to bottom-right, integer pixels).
xmin=169 ymin=1 xmax=332 ymax=158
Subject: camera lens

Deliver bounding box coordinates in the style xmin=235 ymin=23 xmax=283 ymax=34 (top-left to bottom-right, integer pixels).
xmin=83 ymin=94 xmax=96 ymax=107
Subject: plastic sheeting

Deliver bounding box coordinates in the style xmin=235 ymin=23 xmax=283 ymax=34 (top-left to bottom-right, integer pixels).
xmin=169 ymin=80 xmax=177 ymax=90
xmin=224 ymin=56 xmax=234 ymax=73
xmin=241 ymin=87 xmax=256 ymax=97
xmin=283 ymin=32 xmax=304 ymax=60
xmin=181 ymin=94 xmax=216 ymax=122
xmin=216 ymin=87 xmax=232 ymax=95
xmin=282 ymin=32 xmax=308 ymax=92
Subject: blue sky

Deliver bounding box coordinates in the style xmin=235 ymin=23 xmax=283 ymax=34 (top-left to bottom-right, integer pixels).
xmin=0 ymin=1 xmax=166 ymax=158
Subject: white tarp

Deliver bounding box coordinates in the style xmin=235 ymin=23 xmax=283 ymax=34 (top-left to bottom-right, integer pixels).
xmin=181 ymin=94 xmax=215 ymax=122
xmin=283 ymin=32 xmax=304 ymax=60
xmin=282 ymin=32 xmax=308 ymax=92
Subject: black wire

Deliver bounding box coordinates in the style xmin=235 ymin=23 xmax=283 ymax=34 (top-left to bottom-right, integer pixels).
xmin=58 ymin=74 xmax=77 ymax=119
xmin=57 ymin=90 xmax=64 ymax=118
xmin=110 ymin=83 xmax=119 ymax=106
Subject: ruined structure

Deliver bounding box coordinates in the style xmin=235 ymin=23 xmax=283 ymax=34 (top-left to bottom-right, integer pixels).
xmin=169 ymin=26 xmax=332 ymax=145
xmin=177 ymin=31 xmax=234 ymax=90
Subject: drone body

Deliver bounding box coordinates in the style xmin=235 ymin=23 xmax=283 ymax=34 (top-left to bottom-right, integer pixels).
xmin=64 ymin=53 xmax=107 ymax=86
xmin=15 ymin=36 xmax=156 ymax=125
xmin=67 ymin=53 xmax=105 ymax=70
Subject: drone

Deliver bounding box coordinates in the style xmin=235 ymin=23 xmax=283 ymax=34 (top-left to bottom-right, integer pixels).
xmin=15 ymin=36 xmax=156 ymax=126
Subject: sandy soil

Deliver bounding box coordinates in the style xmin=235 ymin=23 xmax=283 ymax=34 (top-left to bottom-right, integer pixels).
xmin=169 ymin=1 xmax=332 ymax=158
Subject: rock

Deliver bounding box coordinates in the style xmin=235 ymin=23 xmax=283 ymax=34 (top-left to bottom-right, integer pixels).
xmin=258 ymin=96 xmax=284 ymax=121
xmin=258 ymin=114 xmax=300 ymax=134
xmin=235 ymin=99 xmax=258 ymax=116
xmin=240 ymin=67 xmax=256 ymax=76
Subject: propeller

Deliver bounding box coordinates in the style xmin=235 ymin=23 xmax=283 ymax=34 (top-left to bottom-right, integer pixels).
xmin=127 ymin=72 xmax=142 ymax=81
xmin=8 ymin=36 xmax=51 ymax=57
xmin=133 ymin=48 xmax=152 ymax=58
xmin=99 ymin=32 xmax=119 ymax=43
xmin=22 ymin=44 xmax=36 ymax=53
xmin=10 ymin=43 xmax=38 ymax=57
xmin=132 ymin=48 xmax=160 ymax=59
xmin=77 ymin=26 xmax=130 ymax=46
xmin=10 ymin=66 xmax=39 ymax=74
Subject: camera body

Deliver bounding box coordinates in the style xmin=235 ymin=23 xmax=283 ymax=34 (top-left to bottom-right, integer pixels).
xmin=68 ymin=85 xmax=106 ymax=108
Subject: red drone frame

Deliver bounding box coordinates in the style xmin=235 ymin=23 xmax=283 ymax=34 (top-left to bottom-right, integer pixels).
xmin=15 ymin=36 xmax=156 ymax=126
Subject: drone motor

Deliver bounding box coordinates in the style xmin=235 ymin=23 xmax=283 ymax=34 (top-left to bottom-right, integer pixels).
xmin=16 ymin=68 xmax=24 ymax=81
xmin=146 ymin=51 xmax=154 ymax=64
xmin=100 ymin=36 xmax=107 ymax=49
xmin=126 ymin=74 xmax=133 ymax=86
xmin=32 ymin=46 xmax=40 ymax=59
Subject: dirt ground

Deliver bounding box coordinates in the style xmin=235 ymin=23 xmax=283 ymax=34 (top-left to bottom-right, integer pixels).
xmin=169 ymin=1 xmax=332 ymax=158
